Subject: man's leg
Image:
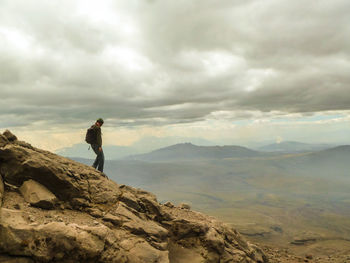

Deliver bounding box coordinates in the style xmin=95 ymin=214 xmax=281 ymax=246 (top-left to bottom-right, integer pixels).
xmin=97 ymin=149 xmax=104 ymax=172
xmin=91 ymin=144 xmax=99 ymax=168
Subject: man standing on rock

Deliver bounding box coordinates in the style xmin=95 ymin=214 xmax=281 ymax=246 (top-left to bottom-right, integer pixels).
xmin=90 ymin=118 xmax=105 ymax=173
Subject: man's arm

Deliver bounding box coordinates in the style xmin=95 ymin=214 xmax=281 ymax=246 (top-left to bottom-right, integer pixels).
xmin=96 ymin=128 xmax=102 ymax=148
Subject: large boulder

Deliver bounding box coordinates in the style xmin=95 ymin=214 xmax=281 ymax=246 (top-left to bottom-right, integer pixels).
xmin=0 ymin=208 xmax=111 ymax=262
xmin=19 ymin=179 xmax=58 ymax=209
xmin=0 ymin=130 xmax=268 ymax=263
xmin=3 ymin=130 xmax=17 ymax=141
xmin=0 ymin=131 xmax=121 ymax=208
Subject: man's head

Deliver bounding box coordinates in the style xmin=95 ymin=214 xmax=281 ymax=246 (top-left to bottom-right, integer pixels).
xmin=96 ymin=118 xmax=104 ymax=127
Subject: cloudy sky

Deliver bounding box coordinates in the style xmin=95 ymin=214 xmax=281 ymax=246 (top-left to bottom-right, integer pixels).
xmin=1 ymin=0 xmax=349 ymax=151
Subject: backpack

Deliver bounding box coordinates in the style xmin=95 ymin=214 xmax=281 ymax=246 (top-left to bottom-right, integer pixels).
xmin=85 ymin=126 xmax=96 ymax=144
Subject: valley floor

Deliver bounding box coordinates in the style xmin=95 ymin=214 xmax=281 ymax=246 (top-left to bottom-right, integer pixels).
xmin=259 ymin=244 xmax=350 ymax=263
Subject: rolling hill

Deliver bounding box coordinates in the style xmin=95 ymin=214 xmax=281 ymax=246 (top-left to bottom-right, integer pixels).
xmin=258 ymin=141 xmax=332 ymax=153
xmin=125 ymin=142 xmax=264 ymax=162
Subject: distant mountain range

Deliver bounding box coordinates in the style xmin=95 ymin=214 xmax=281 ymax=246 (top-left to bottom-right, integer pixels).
xmin=125 ymin=143 xmax=264 ymax=162
xmin=57 ymin=139 xmax=336 ymax=160
xmin=257 ymin=141 xmax=332 ymax=153
xmin=55 ymin=136 xmax=214 ymax=160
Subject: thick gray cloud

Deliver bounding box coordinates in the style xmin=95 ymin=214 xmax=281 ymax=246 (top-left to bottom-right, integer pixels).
xmin=0 ymin=0 xmax=350 ymax=129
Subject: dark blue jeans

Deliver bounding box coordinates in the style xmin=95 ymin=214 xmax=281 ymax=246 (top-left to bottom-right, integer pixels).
xmin=91 ymin=144 xmax=104 ymax=172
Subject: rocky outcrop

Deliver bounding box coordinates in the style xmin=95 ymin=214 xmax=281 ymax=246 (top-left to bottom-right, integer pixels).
xmin=19 ymin=179 xmax=58 ymax=209
xmin=0 ymin=130 xmax=268 ymax=263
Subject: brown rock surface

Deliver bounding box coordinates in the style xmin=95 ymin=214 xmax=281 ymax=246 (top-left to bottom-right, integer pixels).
xmin=0 ymin=130 xmax=268 ymax=263
xmin=0 ymin=174 xmax=3 ymax=207
xmin=0 ymin=134 xmax=9 ymax=148
xmin=19 ymin=179 xmax=58 ymax=209
xmin=0 ymin=254 xmax=34 ymax=263
xmin=2 ymin=130 xmax=17 ymax=141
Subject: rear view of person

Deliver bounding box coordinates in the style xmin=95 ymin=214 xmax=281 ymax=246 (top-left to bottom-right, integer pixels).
xmin=86 ymin=118 xmax=105 ymax=173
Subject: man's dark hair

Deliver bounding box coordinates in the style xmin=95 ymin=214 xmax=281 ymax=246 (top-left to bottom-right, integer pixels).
xmin=97 ymin=118 xmax=104 ymax=124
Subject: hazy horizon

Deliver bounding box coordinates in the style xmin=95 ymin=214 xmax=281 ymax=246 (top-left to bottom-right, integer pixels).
xmin=56 ymin=138 xmax=343 ymax=161
xmin=1 ymin=0 xmax=349 ymax=151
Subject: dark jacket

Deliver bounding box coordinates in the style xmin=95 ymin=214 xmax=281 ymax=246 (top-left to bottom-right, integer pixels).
xmin=92 ymin=124 xmax=102 ymax=147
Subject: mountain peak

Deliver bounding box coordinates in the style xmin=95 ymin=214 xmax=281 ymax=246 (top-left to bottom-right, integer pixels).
xmin=126 ymin=142 xmax=261 ymax=162
xmin=168 ymin=142 xmax=195 ymax=147
xmin=0 ymin=130 xmax=267 ymax=263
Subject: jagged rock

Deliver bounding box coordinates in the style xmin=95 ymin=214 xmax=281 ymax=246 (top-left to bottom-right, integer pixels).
xmin=88 ymin=207 xmax=104 ymax=218
xmin=205 ymin=227 xmax=225 ymax=253
xmin=19 ymin=179 xmax=58 ymax=209
xmin=126 ymin=241 xmax=169 ymax=263
xmin=164 ymin=201 xmax=174 ymax=208
xmin=0 ymin=132 xmax=121 ymax=207
xmin=0 ymin=131 xmax=268 ymax=263
xmin=103 ymin=213 xmax=123 ymax=226
xmin=3 ymin=130 xmax=17 ymax=141
xmin=71 ymin=197 xmax=91 ymax=208
xmin=179 ymin=203 xmax=191 ymax=210
xmin=13 ymin=140 xmax=35 ymax=150
xmin=0 ymin=208 xmax=112 ymax=262
xmin=123 ymin=215 xmax=169 ymax=241
xmin=0 ymin=134 xmax=9 ymax=147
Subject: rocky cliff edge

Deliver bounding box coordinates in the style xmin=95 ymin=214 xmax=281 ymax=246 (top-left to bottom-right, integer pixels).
xmin=0 ymin=130 xmax=267 ymax=263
